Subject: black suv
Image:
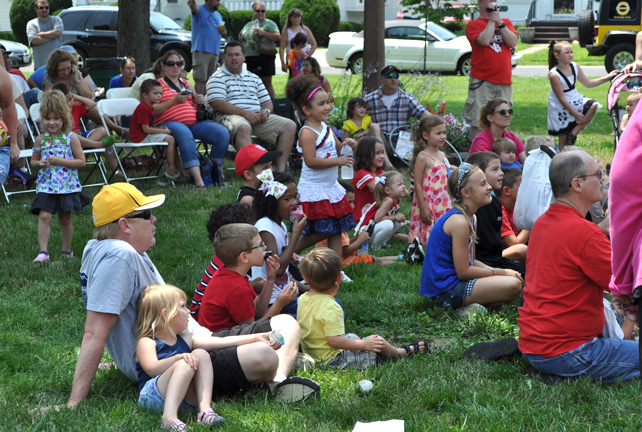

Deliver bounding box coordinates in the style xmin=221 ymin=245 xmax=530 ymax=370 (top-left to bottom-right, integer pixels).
xmin=58 ymin=6 xmax=194 ymax=71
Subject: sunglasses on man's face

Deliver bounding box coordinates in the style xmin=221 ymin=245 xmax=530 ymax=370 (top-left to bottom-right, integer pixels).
xmin=165 ymin=60 xmax=183 ymax=67
xmin=254 ymin=9 xmax=266 ymax=13
xmin=385 ymin=73 xmax=399 ymax=79
xmin=38 ymin=5 xmax=49 ymax=9
xmin=493 ymin=109 xmax=514 ymax=116
xmin=125 ymin=209 xmax=152 ymax=220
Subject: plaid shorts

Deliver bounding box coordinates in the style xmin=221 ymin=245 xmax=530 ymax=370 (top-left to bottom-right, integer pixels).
xmin=326 ymin=334 xmax=377 ymax=369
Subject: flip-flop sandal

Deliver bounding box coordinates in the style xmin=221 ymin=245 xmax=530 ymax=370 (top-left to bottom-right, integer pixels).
xmin=403 ymin=340 xmax=428 ymax=357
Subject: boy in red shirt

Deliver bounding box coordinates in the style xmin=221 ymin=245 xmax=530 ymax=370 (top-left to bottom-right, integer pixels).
xmin=129 ymin=79 xmax=179 ymax=179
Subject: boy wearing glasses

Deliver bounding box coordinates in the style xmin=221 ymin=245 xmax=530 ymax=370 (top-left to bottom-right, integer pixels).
xmin=27 ymin=0 xmax=64 ymax=69
xmin=198 ymin=223 xmax=291 ymax=333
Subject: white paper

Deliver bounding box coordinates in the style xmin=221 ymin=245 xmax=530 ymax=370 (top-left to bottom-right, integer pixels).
xmin=353 ymin=419 xmax=404 ymax=432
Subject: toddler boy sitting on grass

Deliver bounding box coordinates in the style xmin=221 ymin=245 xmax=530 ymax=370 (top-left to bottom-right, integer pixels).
xmin=296 ymin=248 xmax=425 ymax=368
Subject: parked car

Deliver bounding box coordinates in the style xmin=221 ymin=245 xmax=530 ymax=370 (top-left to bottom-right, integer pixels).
xmin=326 ymin=20 xmax=473 ymax=75
xmin=58 ymin=6 xmax=195 ymax=71
xmin=579 ymin=0 xmax=641 ymax=72
xmin=1 ymin=40 xmax=32 ymax=68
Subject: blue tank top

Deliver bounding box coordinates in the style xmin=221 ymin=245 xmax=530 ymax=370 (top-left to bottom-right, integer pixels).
xmin=420 ymin=208 xmax=475 ymax=298
xmin=136 ymin=334 xmax=190 ymax=391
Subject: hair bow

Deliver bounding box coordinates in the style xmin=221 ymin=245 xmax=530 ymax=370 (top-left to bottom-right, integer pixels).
xmin=257 ymin=169 xmax=287 ymax=199
xmin=375 ymin=176 xmax=386 ymax=185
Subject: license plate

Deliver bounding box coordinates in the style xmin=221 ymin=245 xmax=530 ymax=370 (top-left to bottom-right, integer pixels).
xmin=23 ymin=54 xmax=30 ymax=63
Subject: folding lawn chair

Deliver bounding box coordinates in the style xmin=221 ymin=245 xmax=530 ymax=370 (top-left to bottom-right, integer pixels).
xmin=97 ymin=98 xmax=169 ymax=183
xmin=1 ymin=103 xmax=37 ymax=203
xmin=30 ymin=103 xmax=108 ymax=189
xmin=382 ymin=125 xmax=463 ymax=167
xmin=106 ymin=88 xmax=133 ymax=99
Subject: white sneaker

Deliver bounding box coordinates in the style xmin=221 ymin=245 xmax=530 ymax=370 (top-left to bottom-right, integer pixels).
xmin=455 ymin=303 xmax=486 ymax=316
xmin=341 ymin=271 xmax=353 ymax=283
xmin=32 ymin=252 xmax=49 ymax=263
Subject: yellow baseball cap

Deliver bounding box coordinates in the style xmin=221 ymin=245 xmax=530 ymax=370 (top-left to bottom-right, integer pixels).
xmin=92 ymin=183 xmax=165 ymax=227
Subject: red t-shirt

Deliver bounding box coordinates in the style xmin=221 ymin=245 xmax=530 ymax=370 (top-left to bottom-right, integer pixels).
xmin=517 ymin=204 xmax=611 ymax=357
xmin=500 ymin=201 xmax=518 ymax=240
xmin=351 ymin=168 xmax=384 ymax=222
xmin=9 ymin=69 xmax=26 ymax=81
xmin=71 ymin=103 xmax=89 ymax=133
xmin=198 ymin=265 xmax=256 ymax=332
xmin=130 ymin=101 xmax=154 ymax=143
xmin=465 ymin=18 xmax=516 ymax=85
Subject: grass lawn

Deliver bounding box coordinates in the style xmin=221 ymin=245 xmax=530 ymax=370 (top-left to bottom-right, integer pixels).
xmin=518 ymin=43 xmax=607 ymax=67
xmin=1 ymin=73 xmax=635 ymax=431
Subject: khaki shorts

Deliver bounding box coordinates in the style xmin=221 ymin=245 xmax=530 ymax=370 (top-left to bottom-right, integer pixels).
xmin=217 ymin=113 xmax=292 ymax=146
xmin=192 ymin=51 xmax=219 ymax=83
xmin=463 ymin=78 xmax=513 ymax=128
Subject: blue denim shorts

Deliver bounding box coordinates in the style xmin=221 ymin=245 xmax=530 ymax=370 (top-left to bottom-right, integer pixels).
xmin=138 ymin=375 xmax=194 ymax=412
xmin=435 ymin=279 xmax=477 ymax=309
xmin=0 ymin=146 xmax=10 ymax=185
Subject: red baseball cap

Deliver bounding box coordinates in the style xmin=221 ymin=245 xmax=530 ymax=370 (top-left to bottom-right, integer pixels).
xmin=234 ymin=144 xmax=282 ymax=177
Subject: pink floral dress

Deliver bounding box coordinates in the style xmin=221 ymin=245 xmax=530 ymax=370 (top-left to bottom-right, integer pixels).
xmin=409 ymin=151 xmax=452 ymax=246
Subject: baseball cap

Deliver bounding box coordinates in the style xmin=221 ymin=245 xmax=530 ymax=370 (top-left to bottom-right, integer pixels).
xmin=380 ymin=65 xmax=400 ymax=76
xmin=234 ymin=144 xmax=282 ymax=177
xmin=92 ymin=183 xmax=165 ymax=227
xmin=0 ymin=44 xmax=11 ymax=55
xmin=59 ymin=45 xmax=77 ymax=55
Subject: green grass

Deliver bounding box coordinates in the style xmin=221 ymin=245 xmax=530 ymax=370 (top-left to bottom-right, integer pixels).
xmin=519 ymin=43 xmax=606 ymax=66
xmin=1 ymin=72 xmax=633 ymax=431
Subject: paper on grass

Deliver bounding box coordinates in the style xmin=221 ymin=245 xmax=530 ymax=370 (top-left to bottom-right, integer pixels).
xmin=353 ymin=419 xmax=404 ymax=432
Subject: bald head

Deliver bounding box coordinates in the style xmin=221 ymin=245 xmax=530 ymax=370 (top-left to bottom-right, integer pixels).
xmin=549 ymin=150 xmax=595 ymax=199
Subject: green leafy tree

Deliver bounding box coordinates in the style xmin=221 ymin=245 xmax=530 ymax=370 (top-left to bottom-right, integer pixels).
xmin=400 ymin=0 xmax=471 ymax=23
xmin=10 ymin=0 xmax=73 ymax=45
xmin=279 ymin=0 xmax=340 ymax=46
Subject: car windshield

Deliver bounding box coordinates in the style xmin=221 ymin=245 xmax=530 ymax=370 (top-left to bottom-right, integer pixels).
xmin=151 ymin=12 xmax=182 ymax=31
xmin=425 ymin=22 xmax=457 ymax=41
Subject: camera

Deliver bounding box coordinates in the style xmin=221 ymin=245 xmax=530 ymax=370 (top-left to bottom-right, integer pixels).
xmin=196 ymin=109 xmax=214 ymax=121
xmin=180 ymin=90 xmax=192 ymax=96
xmin=486 ymin=5 xmax=508 ymax=12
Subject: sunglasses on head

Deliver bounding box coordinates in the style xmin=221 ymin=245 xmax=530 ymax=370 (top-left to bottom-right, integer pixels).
xmin=493 ymin=109 xmax=514 ymax=116
xmin=165 ymin=60 xmax=183 ymax=67
xmin=385 ymin=73 xmax=399 ymax=79
xmin=125 ymin=209 xmax=152 ymax=220
xmin=254 ymin=9 xmax=266 ymax=13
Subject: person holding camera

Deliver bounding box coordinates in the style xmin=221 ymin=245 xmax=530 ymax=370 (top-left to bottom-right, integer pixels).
xmin=154 ymin=51 xmax=229 ymax=187
xmin=206 ymin=42 xmax=295 ymax=173
xmin=464 ymin=0 xmax=517 ymax=140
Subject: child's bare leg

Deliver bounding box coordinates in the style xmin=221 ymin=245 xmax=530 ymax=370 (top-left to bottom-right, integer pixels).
xmin=295 ymin=233 xmax=330 ymax=253
xmin=393 ymin=232 xmax=409 ymax=242
xmin=58 ymin=211 xmax=73 ymax=253
xmin=557 ymin=134 xmax=567 ymax=152
xmin=183 ymin=349 xmax=213 ymax=413
xmin=155 ymin=359 xmax=196 ymax=425
xmin=465 ymin=276 xmax=522 ymax=307
xmin=87 ymin=127 xmax=108 ymax=142
xmin=502 ymin=244 xmax=527 ymax=264
xmin=571 ymin=103 xmax=599 ymax=136
xmin=164 ymin=136 xmax=178 ymax=175
xmin=328 ymin=234 xmax=343 ymax=259
xmin=37 ymin=210 xmax=53 ymax=253
xmin=366 ymin=335 xmax=425 ymax=357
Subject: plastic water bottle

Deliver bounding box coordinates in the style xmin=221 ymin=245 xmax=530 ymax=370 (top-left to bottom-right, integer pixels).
xmin=357 ymin=241 xmax=368 ymax=256
xmin=340 ymin=144 xmax=353 ymax=179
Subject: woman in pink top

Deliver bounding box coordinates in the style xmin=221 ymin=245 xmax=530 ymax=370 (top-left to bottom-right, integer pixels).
xmin=468 ymin=98 xmax=526 ymax=164
xmin=154 ymin=51 xmax=229 ymax=187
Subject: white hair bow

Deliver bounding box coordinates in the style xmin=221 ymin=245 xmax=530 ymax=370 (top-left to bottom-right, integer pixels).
xmin=257 ymin=169 xmax=287 ymax=199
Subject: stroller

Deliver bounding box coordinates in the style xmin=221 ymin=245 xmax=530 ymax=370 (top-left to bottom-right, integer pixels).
xmin=607 ymin=71 xmax=642 ymax=151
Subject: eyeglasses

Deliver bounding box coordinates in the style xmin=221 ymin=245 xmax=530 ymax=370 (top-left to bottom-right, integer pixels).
xmin=124 ymin=209 xmax=152 ymax=220
xmin=245 ymin=241 xmax=266 ymax=252
xmin=165 ymin=60 xmax=183 ymax=67
xmin=571 ymin=169 xmax=603 ymax=187
xmin=493 ymin=109 xmax=513 ymax=116
xmin=38 ymin=5 xmax=50 ymax=10
xmin=384 ymin=73 xmax=399 ymax=79
xmin=56 ymin=66 xmax=72 ymax=73
xmin=254 ymin=9 xmax=266 ymax=13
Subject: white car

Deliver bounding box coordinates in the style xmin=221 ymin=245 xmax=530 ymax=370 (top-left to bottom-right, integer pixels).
xmin=326 ymin=20 xmax=519 ymax=75
xmin=1 ymin=40 xmax=32 ymax=68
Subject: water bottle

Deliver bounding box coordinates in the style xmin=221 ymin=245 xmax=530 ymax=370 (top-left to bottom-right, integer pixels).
xmin=357 ymin=241 xmax=369 ymax=256
xmin=340 ymin=144 xmax=353 ymax=179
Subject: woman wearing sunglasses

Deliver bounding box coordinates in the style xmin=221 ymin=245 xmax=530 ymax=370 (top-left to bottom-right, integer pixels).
xmin=154 ymin=51 xmax=229 ymax=187
xmin=469 ymin=98 xmax=526 ymax=164
xmin=238 ymin=1 xmax=280 ymax=98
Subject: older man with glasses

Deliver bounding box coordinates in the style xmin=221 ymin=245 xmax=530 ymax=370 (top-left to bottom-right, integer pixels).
xmin=63 ymin=183 xmax=318 ymax=410
xmin=517 ymin=150 xmax=640 ymax=383
xmin=26 ymin=0 xmax=64 ymax=69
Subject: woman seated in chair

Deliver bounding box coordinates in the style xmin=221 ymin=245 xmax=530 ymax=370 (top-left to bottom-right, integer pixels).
xmin=109 ymin=57 xmax=137 ymax=89
xmin=468 ymin=98 xmax=526 ymax=165
xmin=153 ymin=51 xmax=229 ymax=187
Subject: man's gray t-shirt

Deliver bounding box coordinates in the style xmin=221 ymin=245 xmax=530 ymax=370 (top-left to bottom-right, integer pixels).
xmin=80 ymin=239 xmax=164 ymax=381
xmin=26 ymin=16 xmax=64 ymax=69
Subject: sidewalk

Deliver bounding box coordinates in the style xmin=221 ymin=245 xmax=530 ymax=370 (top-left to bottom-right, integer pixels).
xmin=515 ymin=43 xmax=549 ymax=56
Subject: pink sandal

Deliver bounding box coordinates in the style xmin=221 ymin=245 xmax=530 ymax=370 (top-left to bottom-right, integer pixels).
xmin=197 ymin=407 xmax=225 ymax=426
xmin=161 ymin=418 xmax=189 ymax=431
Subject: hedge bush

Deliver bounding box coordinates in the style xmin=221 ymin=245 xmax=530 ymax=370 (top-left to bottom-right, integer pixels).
xmin=10 ymin=0 xmax=72 ymax=45
xmin=227 ymin=10 xmax=280 ymax=41
xmin=183 ymin=4 xmax=231 ymax=32
xmin=338 ymin=21 xmax=364 ymax=33
xmin=279 ymin=0 xmax=340 ymax=46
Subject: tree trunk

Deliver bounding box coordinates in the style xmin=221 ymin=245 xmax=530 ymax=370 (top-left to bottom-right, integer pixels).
xmin=117 ymin=0 xmax=151 ymax=75
xmin=363 ymin=0 xmax=385 ymax=94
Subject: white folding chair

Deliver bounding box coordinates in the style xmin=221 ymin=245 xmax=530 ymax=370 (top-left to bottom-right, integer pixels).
xmin=106 ymin=88 xmax=133 ymax=99
xmin=97 ymin=98 xmax=169 ymax=183
xmin=29 ymin=103 xmax=108 ymax=189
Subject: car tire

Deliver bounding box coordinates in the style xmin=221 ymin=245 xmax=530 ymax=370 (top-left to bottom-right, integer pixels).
xmin=348 ymin=53 xmax=363 ymax=74
xmin=74 ymin=47 xmax=87 ymax=69
xmin=605 ymin=43 xmax=635 ymax=72
xmin=457 ymin=53 xmax=471 ymax=76
xmin=578 ymin=10 xmax=595 ymax=48
xmin=171 ymin=48 xmax=192 ymax=72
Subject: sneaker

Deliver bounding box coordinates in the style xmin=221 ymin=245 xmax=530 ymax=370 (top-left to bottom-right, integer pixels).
xmin=61 ymin=251 xmax=74 ymax=258
xmin=454 ymin=303 xmax=486 ymax=317
xmin=340 ymin=271 xmax=353 ymax=283
xmin=157 ymin=176 xmax=170 ymax=187
xmin=243 ymin=382 xmax=271 ymax=399
xmin=100 ymin=135 xmax=116 ymax=147
xmin=272 ymin=377 xmax=320 ymax=403
xmin=197 ymin=407 xmax=224 ymax=426
xmin=293 ymin=352 xmax=315 ymax=372
xmin=161 ymin=418 xmax=188 ymax=431
xmin=464 ymin=338 xmax=519 ymax=361
xmin=33 ymin=251 xmax=49 ymax=263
